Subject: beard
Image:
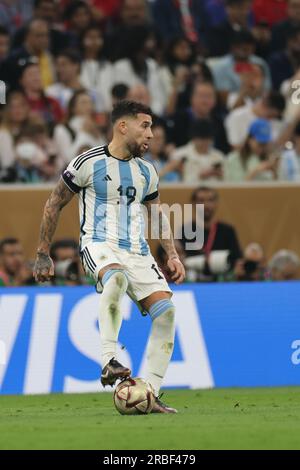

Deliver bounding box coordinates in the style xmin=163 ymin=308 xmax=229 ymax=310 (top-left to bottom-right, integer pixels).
xmin=126 ymin=140 xmax=145 ymax=158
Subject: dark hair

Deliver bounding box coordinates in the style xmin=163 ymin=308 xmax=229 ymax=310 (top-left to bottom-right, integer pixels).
xmin=0 ymin=238 xmax=20 ymax=255
xmin=56 ymin=49 xmax=81 ymax=65
xmin=63 ymin=0 xmax=91 ymax=21
xmin=111 ymin=100 xmax=153 ymax=124
xmin=165 ymin=35 xmax=195 ymax=70
xmin=265 ymin=91 xmax=285 ymax=114
xmin=190 ymin=119 xmax=214 ymax=140
xmin=191 ymin=186 xmax=219 ymax=203
xmin=79 ymin=24 xmax=105 ymax=59
xmin=50 ymin=239 xmax=79 ymax=261
xmin=230 ymin=29 xmax=255 ymax=47
xmin=0 ymin=25 xmax=9 ymax=36
xmin=111 ymin=83 xmax=129 ymax=100
xmin=67 ymin=89 xmax=91 ymax=120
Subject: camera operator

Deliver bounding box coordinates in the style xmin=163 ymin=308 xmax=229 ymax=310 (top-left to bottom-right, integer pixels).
xmin=176 ymin=186 xmax=242 ymax=282
xmin=232 ymin=243 xmax=267 ymax=282
xmin=50 ymin=238 xmax=83 ymax=286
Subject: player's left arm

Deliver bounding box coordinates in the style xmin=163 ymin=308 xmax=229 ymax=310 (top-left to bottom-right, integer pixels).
xmin=144 ymin=196 xmax=185 ymax=285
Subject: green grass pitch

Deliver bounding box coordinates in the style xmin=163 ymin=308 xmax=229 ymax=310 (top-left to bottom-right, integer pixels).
xmin=1 ymin=388 xmax=300 ymax=450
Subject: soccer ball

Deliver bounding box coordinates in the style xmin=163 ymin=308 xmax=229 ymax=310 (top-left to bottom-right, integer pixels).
xmin=114 ymin=377 xmax=155 ymax=415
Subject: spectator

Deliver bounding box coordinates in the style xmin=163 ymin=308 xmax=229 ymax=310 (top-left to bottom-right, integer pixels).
xmin=13 ymin=139 xmax=44 ymax=183
xmin=63 ymin=1 xmax=93 ymax=49
xmin=159 ymin=36 xmax=197 ymax=114
xmin=269 ymin=26 xmax=300 ymax=90
xmin=176 ymin=186 xmax=242 ymax=281
xmin=278 ymin=121 xmax=300 ymax=181
xmin=127 ymin=83 xmax=151 ymax=106
xmin=151 ymin=0 xmax=207 ymax=44
xmin=89 ymin=0 xmax=122 ymax=23
xmin=46 ymin=49 xmax=83 ymax=112
xmin=269 ymin=249 xmax=300 ymax=280
xmin=105 ymin=0 xmax=150 ymax=61
xmin=0 ymin=0 xmax=33 ymax=36
xmin=0 ymin=26 xmax=10 ymax=63
xmin=111 ymin=83 xmax=130 ymax=107
xmin=0 ymin=238 xmax=34 ymax=286
xmin=211 ymin=30 xmax=271 ymax=105
xmin=206 ymin=0 xmax=253 ymax=57
xmin=112 ymin=25 xmax=166 ymax=115
xmin=0 ymin=18 xmax=55 ymax=91
xmin=225 ymin=90 xmax=286 ymax=148
xmin=233 ymin=243 xmax=267 ymax=281
xmin=271 ymin=0 xmax=300 ymax=52
xmin=53 ymin=90 xmax=106 ymax=168
xmin=253 ymin=0 xmax=288 ymax=27
xmin=13 ymin=0 xmax=71 ymax=56
xmin=79 ymin=25 xmax=114 ymax=112
xmin=161 ymin=119 xmax=224 ymax=183
xmin=144 ymin=122 xmax=180 ymax=182
xmin=168 ymin=80 xmax=230 ymax=154
xmin=18 ymin=59 xmax=63 ymax=131
xmin=0 ymin=90 xmax=30 ymax=170
xmin=225 ymin=118 xmax=279 ymax=182
xmin=226 ymin=63 xmax=266 ymax=111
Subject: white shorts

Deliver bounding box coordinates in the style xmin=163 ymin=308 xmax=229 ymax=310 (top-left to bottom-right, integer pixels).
xmin=81 ymin=241 xmax=172 ymax=305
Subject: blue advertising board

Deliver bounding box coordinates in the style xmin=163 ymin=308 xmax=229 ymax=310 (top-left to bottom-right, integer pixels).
xmin=0 ymin=282 xmax=300 ymax=395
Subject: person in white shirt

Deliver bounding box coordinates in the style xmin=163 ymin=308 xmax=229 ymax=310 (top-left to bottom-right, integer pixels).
xmin=45 ymin=49 xmax=83 ymax=111
xmin=112 ymin=25 xmax=166 ymax=116
xmin=53 ymin=90 xmax=106 ymax=170
xmin=0 ymin=90 xmax=30 ymax=170
xmin=225 ymin=91 xmax=286 ymax=149
xmin=160 ymin=119 xmax=224 ymax=183
xmin=79 ymin=24 xmax=113 ymax=112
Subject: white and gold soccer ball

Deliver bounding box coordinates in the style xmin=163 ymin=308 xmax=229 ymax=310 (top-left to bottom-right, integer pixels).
xmin=114 ymin=377 xmax=155 ymax=415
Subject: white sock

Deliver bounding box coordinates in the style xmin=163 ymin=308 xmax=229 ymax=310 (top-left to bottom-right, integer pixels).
xmin=98 ymin=270 xmax=128 ymax=367
xmin=145 ymin=301 xmax=175 ymax=396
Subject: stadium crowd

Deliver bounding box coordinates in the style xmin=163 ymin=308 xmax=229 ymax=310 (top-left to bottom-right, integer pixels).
xmin=0 ymin=0 xmax=300 ymax=285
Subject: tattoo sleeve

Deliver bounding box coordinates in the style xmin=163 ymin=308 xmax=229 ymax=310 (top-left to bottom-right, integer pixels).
xmin=37 ymin=178 xmax=75 ymax=255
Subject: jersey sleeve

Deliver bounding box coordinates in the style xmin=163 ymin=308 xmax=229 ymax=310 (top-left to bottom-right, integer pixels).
xmin=61 ymin=156 xmax=89 ymax=193
xmin=143 ymin=163 xmax=159 ymax=202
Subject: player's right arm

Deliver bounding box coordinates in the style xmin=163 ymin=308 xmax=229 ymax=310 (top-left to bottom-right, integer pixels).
xmin=33 ymin=178 xmax=75 ymax=282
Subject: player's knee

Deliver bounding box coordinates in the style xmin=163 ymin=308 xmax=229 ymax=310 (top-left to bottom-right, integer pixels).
xmin=102 ymin=269 xmax=128 ymax=300
xmin=149 ymin=300 xmax=175 ymax=326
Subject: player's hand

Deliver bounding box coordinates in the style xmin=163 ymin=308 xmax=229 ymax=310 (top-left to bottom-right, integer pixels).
xmin=33 ymin=253 xmax=55 ymax=283
xmin=167 ymin=257 xmax=185 ymax=285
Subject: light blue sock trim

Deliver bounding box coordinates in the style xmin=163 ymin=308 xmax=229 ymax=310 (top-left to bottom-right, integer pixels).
xmin=102 ymin=269 xmax=128 ymax=286
xmin=148 ymin=300 xmax=174 ymax=321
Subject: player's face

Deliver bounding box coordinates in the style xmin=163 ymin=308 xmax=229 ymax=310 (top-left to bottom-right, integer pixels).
xmin=125 ymin=113 xmax=153 ymax=157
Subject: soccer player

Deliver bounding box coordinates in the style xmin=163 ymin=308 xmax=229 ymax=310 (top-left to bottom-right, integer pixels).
xmin=33 ymin=101 xmax=185 ymax=413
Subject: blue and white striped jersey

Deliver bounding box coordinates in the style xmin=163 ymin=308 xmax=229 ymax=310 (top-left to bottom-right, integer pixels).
xmin=62 ymin=145 xmax=159 ymax=255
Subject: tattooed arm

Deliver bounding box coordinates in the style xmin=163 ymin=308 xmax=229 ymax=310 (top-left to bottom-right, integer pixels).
xmin=144 ymin=197 xmax=185 ymax=285
xmin=33 ymin=178 xmax=75 ymax=282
